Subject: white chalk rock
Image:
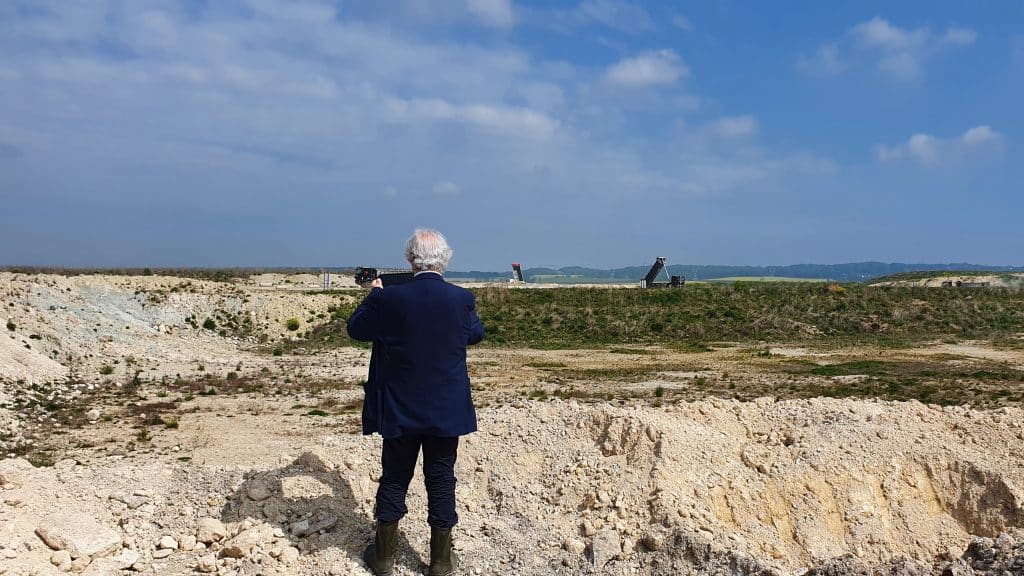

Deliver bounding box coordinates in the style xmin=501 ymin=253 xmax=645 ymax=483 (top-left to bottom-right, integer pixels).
xmin=35 ymin=514 xmax=122 ymax=560
xmin=196 ymin=518 xmax=228 ymax=544
xmin=220 ymin=524 xmax=275 ymax=559
xmin=196 ymin=553 xmax=218 ymax=573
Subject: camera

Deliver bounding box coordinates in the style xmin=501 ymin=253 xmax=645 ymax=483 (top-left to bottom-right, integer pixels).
xmin=354 ymin=267 xmax=414 ymax=287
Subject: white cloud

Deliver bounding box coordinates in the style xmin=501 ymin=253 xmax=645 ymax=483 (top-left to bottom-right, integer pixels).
xmin=708 ymin=115 xmax=758 ymax=138
xmin=798 ymin=43 xmax=844 ymax=76
xmin=852 ymin=17 xmax=927 ymax=51
xmin=467 ymin=0 xmax=514 ymax=28
xmin=906 ymin=133 xmax=938 ymax=164
xmin=432 ymin=181 xmax=461 ymax=196
xmin=961 ymin=125 xmax=1000 ymax=146
xmin=803 ymin=17 xmax=976 ymax=81
xmin=384 ymin=96 xmax=558 ymax=139
xmin=605 ymin=50 xmax=688 ymax=88
xmin=877 ymin=125 xmax=1002 ymax=165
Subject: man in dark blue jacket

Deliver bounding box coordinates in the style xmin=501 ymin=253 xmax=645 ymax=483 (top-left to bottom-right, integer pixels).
xmin=348 ymin=229 xmax=484 ymax=576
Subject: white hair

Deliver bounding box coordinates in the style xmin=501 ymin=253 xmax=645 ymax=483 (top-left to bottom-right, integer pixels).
xmin=405 ymin=228 xmax=453 ymax=273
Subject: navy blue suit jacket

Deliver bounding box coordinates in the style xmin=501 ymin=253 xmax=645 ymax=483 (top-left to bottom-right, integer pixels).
xmin=347 ymin=273 xmax=485 ymax=438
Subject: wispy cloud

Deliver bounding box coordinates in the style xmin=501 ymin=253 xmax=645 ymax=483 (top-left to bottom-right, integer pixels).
xmin=876 ymin=125 xmax=1002 ymax=165
xmin=707 ymin=115 xmax=758 ymax=138
xmin=576 ymin=0 xmax=654 ymax=33
xmin=432 ymin=180 xmax=461 ymax=196
xmin=801 ymin=16 xmax=977 ymax=81
xmin=467 ymin=0 xmax=515 ymax=28
xmin=672 ymin=15 xmax=693 ymax=32
xmin=384 ymin=96 xmax=559 ymax=139
xmin=605 ymin=50 xmax=688 ymax=88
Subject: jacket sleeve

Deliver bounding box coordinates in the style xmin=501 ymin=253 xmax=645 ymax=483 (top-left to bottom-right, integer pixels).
xmin=467 ymin=294 xmax=485 ymax=345
xmin=347 ymin=288 xmax=383 ymax=342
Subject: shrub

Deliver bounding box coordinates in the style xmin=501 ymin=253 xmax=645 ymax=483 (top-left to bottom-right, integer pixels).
xmin=286 ymin=318 xmax=301 ymax=331
xmin=99 ymin=365 xmax=114 ymax=375
xmin=5 ymin=320 xmax=15 ymax=331
xmin=226 ymin=371 xmax=238 ymax=380
xmin=654 ymin=386 xmax=665 ymax=398
xmin=272 ymin=348 xmax=283 ymax=357
xmin=202 ymin=318 xmax=216 ymax=330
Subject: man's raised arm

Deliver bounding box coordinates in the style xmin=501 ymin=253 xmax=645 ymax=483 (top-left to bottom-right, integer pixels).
xmin=467 ymin=296 xmax=485 ymax=345
xmin=347 ymin=285 xmax=383 ymax=342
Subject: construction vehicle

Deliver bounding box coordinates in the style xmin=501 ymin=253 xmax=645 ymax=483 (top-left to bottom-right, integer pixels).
xmin=640 ymin=257 xmax=684 ymax=289
xmin=354 ymin=267 xmax=414 ymax=287
xmin=510 ymin=263 xmax=526 ymax=284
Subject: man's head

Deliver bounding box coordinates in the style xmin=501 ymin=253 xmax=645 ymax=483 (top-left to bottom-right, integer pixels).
xmin=405 ymin=228 xmax=453 ymax=273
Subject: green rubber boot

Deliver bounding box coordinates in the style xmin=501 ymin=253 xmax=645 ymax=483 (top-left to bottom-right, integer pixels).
xmin=363 ymin=520 xmax=399 ymax=576
xmin=428 ymin=527 xmax=458 ymax=576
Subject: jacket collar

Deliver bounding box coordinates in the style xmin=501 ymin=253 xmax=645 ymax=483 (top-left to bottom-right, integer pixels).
xmin=412 ymin=271 xmax=444 ymax=281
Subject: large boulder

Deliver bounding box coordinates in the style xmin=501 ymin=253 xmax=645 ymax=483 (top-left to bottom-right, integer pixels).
xmin=35 ymin=513 xmax=122 ymax=560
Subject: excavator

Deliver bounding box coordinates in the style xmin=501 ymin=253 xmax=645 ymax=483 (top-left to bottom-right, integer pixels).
xmin=640 ymin=257 xmax=684 ymax=289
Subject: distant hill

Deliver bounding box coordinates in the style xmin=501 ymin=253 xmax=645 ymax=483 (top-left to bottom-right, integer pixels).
xmin=446 ymin=262 xmax=1024 ymax=283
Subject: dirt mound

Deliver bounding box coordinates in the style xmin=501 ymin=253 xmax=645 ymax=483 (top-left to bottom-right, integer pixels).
xmin=872 ymin=273 xmax=1024 ymax=289
xmin=1 ymin=399 xmax=1023 ymax=575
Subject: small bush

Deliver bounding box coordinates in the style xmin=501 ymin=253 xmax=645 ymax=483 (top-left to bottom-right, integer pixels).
xmin=654 ymin=386 xmax=665 ymax=398
xmin=286 ymin=318 xmax=301 ymax=331
xmin=226 ymin=371 xmax=238 ymax=380
xmin=99 ymin=365 xmax=114 ymax=375
xmin=202 ymin=318 xmax=216 ymax=330
xmin=272 ymin=348 xmax=283 ymax=357
xmin=163 ymin=418 xmax=179 ymax=429
xmin=5 ymin=321 xmax=14 ymax=331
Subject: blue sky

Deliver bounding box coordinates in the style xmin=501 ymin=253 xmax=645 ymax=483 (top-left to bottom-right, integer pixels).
xmin=1 ymin=0 xmax=1021 ymax=269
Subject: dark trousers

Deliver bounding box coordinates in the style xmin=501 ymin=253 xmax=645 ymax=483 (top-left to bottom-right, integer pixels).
xmin=375 ymin=434 xmax=460 ymax=529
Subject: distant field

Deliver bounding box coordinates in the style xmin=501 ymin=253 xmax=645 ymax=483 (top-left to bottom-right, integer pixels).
xmin=704 ymin=276 xmax=829 ymax=283
xmin=526 ymin=275 xmax=634 ymax=284
xmin=304 ymin=282 xmax=1024 ymax=351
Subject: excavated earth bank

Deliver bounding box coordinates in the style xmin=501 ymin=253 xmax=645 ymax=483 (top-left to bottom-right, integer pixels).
xmin=1 ymin=399 xmax=1023 ymax=575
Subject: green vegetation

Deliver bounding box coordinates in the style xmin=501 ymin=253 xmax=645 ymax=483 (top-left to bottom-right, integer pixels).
xmin=5 ymin=320 xmax=14 ymax=331
xmin=706 ymin=276 xmax=828 ymax=283
xmin=285 ymin=318 xmax=301 ymax=331
xmin=472 ymin=284 xmax=1024 ymax=349
xmin=299 ymin=283 xmax=1024 ymax=351
xmin=99 ymin=365 xmax=114 ymax=375
xmin=202 ymin=318 xmax=216 ymax=330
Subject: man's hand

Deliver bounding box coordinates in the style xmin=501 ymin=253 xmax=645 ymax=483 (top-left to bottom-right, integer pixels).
xmin=370 ymin=278 xmax=384 ymax=289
